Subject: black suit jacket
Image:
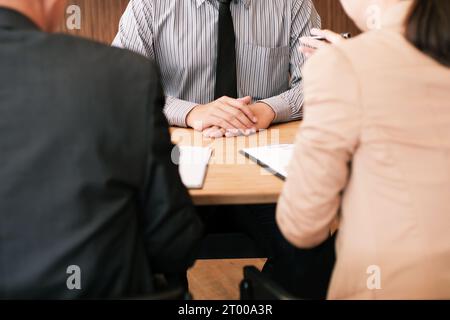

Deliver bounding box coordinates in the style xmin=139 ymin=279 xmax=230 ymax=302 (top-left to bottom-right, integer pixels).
xmin=0 ymin=8 xmax=203 ymax=299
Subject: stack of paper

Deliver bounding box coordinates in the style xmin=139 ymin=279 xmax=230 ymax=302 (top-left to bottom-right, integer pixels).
xmin=178 ymin=146 xmax=212 ymax=189
xmin=241 ymin=144 xmax=294 ymax=180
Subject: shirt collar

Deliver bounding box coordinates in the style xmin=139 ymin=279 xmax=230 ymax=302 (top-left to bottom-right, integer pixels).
xmin=196 ymin=0 xmax=251 ymax=9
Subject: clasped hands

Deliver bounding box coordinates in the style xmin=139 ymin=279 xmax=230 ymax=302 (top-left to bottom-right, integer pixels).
xmin=186 ymin=28 xmax=345 ymax=138
xmin=186 ymin=96 xmax=275 ymax=138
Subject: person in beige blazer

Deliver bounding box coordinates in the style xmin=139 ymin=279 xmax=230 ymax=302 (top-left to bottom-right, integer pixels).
xmin=276 ymin=0 xmax=450 ymax=299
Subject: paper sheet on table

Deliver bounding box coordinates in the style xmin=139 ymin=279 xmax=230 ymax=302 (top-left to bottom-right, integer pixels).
xmin=240 ymin=144 xmax=294 ymax=180
xmin=178 ymin=146 xmax=212 ymax=189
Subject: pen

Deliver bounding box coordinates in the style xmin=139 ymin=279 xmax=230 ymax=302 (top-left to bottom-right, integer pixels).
xmin=310 ymin=32 xmax=352 ymax=41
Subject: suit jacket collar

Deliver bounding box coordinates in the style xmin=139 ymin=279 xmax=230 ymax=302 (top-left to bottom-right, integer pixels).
xmin=0 ymin=7 xmax=39 ymax=31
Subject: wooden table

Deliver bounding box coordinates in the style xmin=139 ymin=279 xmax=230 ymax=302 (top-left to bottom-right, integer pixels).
xmin=171 ymin=121 xmax=301 ymax=206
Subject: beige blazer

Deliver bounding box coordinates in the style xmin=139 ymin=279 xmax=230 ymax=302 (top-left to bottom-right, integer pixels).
xmin=276 ymin=1 xmax=450 ymax=299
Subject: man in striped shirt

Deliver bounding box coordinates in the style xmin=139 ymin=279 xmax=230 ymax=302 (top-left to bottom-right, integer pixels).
xmin=113 ymin=0 xmax=320 ymax=138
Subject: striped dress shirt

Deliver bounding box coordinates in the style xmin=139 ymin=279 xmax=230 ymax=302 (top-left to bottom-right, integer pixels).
xmin=113 ymin=0 xmax=321 ymax=127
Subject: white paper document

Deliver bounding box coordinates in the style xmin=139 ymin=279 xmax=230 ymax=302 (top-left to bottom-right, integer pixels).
xmin=178 ymin=146 xmax=212 ymax=189
xmin=241 ymin=144 xmax=294 ymax=180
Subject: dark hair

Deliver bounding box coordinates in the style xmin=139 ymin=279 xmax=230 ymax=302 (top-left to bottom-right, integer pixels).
xmin=406 ymin=0 xmax=450 ymax=67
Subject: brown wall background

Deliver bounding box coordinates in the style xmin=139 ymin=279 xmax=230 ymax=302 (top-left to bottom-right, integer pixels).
xmin=59 ymin=0 xmax=129 ymax=43
xmin=314 ymin=0 xmax=359 ymax=35
xmin=59 ymin=0 xmax=360 ymax=44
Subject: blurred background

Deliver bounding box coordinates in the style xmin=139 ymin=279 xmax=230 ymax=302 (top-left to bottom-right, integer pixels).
xmin=58 ymin=0 xmax=360 ymax=44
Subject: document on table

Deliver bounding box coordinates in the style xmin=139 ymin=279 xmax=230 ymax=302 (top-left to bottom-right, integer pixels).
xmin=178 ymin=146 xmax=212 ymax=189
xmin=240 ymin=144 xmax=294 ymax=180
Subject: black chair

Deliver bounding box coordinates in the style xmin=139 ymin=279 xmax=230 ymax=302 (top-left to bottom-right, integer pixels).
xmin=240 ymin=266 xmax=298 ymax=300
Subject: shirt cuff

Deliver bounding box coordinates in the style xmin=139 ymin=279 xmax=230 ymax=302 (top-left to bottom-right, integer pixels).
xmin=260 ymin=96 xmax=292 ymax=124
xmin=164 ymin=97 xmax=198 ymax=128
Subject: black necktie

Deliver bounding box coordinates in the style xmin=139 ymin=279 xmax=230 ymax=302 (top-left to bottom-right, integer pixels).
xmin=215 ymin=0 xmax=238 ymax=99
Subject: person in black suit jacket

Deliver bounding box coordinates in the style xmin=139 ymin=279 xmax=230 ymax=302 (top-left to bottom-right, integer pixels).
xmin=0 ymin=0 xmax=203 ymax=299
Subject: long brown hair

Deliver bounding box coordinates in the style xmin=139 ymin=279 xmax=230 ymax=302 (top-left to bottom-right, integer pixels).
xmin=406 ymin=0 xmax=450 ymax=67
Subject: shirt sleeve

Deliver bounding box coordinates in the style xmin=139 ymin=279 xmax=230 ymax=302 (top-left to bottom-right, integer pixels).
xmin=163 ymin=97 xmax=198 ymax=128
xmin=112 ymin=0 xmax=155 ymax=60
xmin=260 ymin=0 xmax=321 ymax=123
xmin=113 ymin=0 xmax=200 ymax=127
xmin=276 ymin=45 xmax=361 ymax=249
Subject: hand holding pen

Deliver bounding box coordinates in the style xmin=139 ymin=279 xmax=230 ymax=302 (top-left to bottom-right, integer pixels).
xmin=300 ymin=28 xmax=351 ymax=58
